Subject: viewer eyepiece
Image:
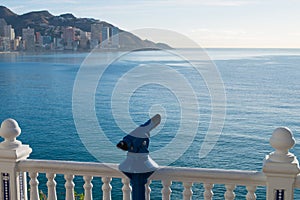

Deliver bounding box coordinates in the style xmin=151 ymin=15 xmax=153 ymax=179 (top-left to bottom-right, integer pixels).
xmin=117 ymin=141 xmax=128 ymax=151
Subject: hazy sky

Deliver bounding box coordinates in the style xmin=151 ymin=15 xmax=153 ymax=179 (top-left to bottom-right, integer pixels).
xmin=2 ymin=0 xmax=300 ymax=48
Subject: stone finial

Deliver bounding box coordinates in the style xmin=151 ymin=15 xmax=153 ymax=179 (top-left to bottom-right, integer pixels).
xmin=268 ymin=127 xmax=296 ymax=163
xmin=0 ymin=118 xmax=22 ymax=149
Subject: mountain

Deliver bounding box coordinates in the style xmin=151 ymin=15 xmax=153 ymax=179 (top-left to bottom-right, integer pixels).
xmin=0 ymin=6 xmax=17 ymax=19
xmin=0 ymin=6 xmax=103 ymax=36
xmin=0 ymin=6 xmax=172 ymax=50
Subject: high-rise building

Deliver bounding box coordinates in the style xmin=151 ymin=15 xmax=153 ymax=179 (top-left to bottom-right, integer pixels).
xmin=111 ymin=27 xmax=119 ymax=48
xmin=1 ymin=25 xmax=15 ymax=51
xmin=90 ymin=23 xmax=103 ymax=49
xmin=99 ymin=26 xmax=119 ymax=49
xmin=22 ymin=27 xmax=35 ymax=51
xmin=53 ymin=38 xmax=64 ymax=50
xmin=35 ymin=32 xmax=42 ymax=47
xmin=0 ymin=37 xmax=10 ymax=51
xmin=100 ymin=26 xmax=110 ymax=48
xmin=12 ymin=37 xmax=21 ymax=51
xmin=4 ymin=25 xmax=15 ymax=40
xmin=63 ymin=27 xmax=75 ymax=50
xmin=79 ymin=30 xmax=90 ymax=49
xmin=0 ymin=18 xmax=7 ymax=37
xmin=42 ymin=36 xmax=52 ymax=46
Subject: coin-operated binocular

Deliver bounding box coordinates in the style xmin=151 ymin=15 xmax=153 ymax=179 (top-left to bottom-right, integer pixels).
xmin=117 ymin=114 xmax=161 ymax=200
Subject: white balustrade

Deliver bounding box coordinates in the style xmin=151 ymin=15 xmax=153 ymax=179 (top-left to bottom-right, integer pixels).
xmin=183 ymin=181 xmax=193 ymax=200
xmin=1 ymin=119 xmax=300 ymax=200
xmin=203 ymin=183 xmax=214 ymax=200
xmin=246 ymin=185 xmax=257 ymax=200
xmin=0 ymin=118 xmax=32 ymax=200
xmin=145 ymin=179 xmax=152 ymax=200
xmin=46 ymin=173 xmax=57 ymax=200
xmin=83 ymin=175 xmax=93 ymax=200
xmin=16 ymin=159 xmax=268 ymax=199
xmin=224 ymin=184 xmax=236 ymax=200
xmin=161 ymin=179 xmax=172 ymax=200
xmin=102 ymin=177 xmax=112 ymax=200
xmin=64 ymin=174 xmax=75 ymax=200
xmin=28 ymin=172 xmax=39 ymax=200
xmin=122 ymin=177 xmax=131 ymax=200
xmin=263 ymin=127 xmax=300 ymax=200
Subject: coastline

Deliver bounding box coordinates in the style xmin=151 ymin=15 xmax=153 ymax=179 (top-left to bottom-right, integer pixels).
xmin=0 ymin=51 xmax=19 ymax=54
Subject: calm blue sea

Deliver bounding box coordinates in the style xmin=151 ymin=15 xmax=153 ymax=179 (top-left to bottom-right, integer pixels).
xmin=1 ymin=48 xmax=300 ymax=199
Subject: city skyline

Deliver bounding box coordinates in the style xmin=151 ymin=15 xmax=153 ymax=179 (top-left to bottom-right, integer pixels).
xmin=0 ymin=18 xmax=122 ymax=51
xmin=1 ymin=0 xmax=300 ymax=48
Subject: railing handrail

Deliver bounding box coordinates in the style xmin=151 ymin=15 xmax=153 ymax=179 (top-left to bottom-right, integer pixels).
xmin=152 ymin=166 xmax=266 ymax=186
xmin=1 ymin=119 xmax=299 ymax=200
xmin=17 ymin=159 xmax=266 ymax=186
xmin=17 ymin=159 xmax=124 ymax=178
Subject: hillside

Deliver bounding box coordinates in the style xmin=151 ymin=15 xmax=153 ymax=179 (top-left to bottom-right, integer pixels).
xmin=0 ymin=5 xmax=172 ymax=49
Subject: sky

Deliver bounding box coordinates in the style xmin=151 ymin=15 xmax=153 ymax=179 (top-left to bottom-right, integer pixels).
xmin=1 ymin=0 xmax=300 ymax=48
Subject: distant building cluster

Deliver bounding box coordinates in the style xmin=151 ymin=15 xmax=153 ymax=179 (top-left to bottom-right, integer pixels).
xmin=90 ymin=24 xmax=120 ymax=49
xmin=0 ymin=18 xmax=120 ymax=52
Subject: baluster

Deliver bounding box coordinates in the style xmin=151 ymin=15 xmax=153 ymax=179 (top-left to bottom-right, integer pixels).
xmin=102 ymin=177 xmax=112 ymax=200
xmin=64 ymin=174 xmax=75 ymax=200
xmin=145 ymin=179 xmax=152 ymax=200
xmin=121 ymin=177 xmax=131 ymax=200
xmin=224 ymin=184 xmax=236 ymax=200
xmin=203 ymin=183 xmax=214 ymax=200
xmin=246 ymin=185 xmax=257 ymax=200
xmin=183 ymin=182 xmax=193 ymax=200
xmin=46 ymin=173 xmax=57 ymax=200
xmin=161 ymin=179 xmax=172 ymax=200
xmin=83 ymin=176 xmax=93 ymax=200
xmin=29 ymin=172 xmax=39 ymax=200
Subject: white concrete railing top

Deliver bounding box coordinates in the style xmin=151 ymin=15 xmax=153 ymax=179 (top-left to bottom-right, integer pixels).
xmin=0 ymin=118 xmax=299 ymax=200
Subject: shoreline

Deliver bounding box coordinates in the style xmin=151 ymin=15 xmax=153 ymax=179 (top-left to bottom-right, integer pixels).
xmin=0 ymin=51 xmax=19 ymax=55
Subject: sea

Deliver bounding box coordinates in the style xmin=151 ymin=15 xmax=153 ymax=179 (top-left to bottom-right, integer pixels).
xmin=1 ymin=48 xmax=300 ymax=199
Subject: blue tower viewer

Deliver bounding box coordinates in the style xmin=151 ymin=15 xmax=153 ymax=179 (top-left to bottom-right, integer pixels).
xmin=117 ymin=114 xmax=161 ymax=200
